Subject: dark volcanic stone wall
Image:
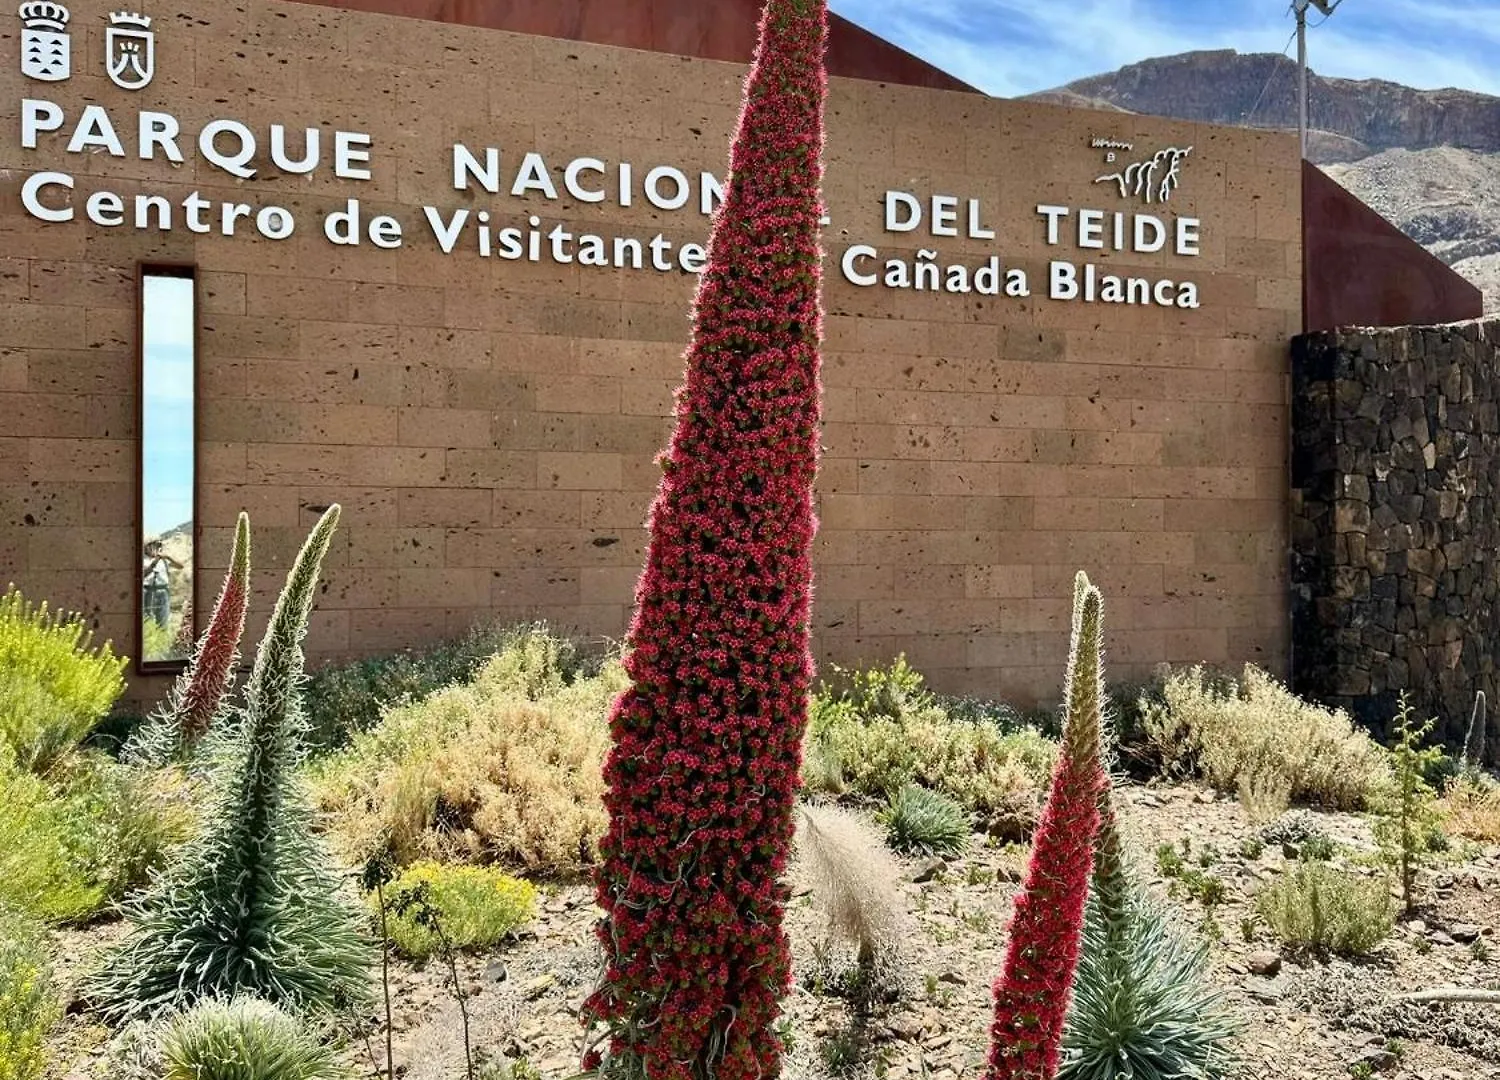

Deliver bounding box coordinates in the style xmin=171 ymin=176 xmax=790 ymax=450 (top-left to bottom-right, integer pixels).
xmin=1291 ymin=317 xmax=1500 ymax=756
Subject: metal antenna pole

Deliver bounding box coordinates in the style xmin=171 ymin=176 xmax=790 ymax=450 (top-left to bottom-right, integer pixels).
xmin=1295 ymin=0 xmax=1345 ymax=160
xmin=1297 ymin=2 xmax=1309 ymax=158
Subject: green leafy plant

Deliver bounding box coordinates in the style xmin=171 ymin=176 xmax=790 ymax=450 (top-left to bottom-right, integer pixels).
xmin=823 ymin=655 xmax=931 ymax=720
xmin=1155 ymin=843 xmax=1185 ymax=880
xmin=0 ymin=585 xmax=126 ymax=774
xmin=804 ymin=692 xmax=1056 ymax=834
xmin=89 ymin=507 xmax=373 ymax=1022
xmin=1256 ymin=862 xmax=1394 ymax=957
xmin=0 ymin=908 xmax=59 ymax=1080
xmin=157 ymin=997 xmax=347 ymax=1080
xmin=1239 ymin=837 xmax=1265 ymax=860
xmin=879 ymin=784 xmax=970 ymax=857
xmin=377 ymin=862 xmax=537 ymax=962
xmin=1372 ymin=694 xmax=1445 ymax=915
xmin=1298 ymin=834 xmax=1336 ymax=862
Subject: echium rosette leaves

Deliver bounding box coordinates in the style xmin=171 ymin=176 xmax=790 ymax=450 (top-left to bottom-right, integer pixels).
xmin=126 ymin=513 xmax=252 ymax=768
xmin=87 ymin=506 xmax=371 ymax=1022
xmin=985 ymin=573 xmax=1109 ymax=1080
xmin=581 ymin=2 xmax=829 ymax=1079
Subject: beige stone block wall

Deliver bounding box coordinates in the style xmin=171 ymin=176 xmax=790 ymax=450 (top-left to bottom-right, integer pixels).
xmin=0 ymin=0 xmax=1299 ymax=706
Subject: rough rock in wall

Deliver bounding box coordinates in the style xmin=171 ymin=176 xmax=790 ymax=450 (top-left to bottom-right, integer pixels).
xmin=1291 ymin=317 xmax=1500 ymax=758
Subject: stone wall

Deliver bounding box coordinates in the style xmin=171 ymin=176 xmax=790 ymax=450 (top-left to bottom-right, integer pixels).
xmin=2 ymin=0 xmax=1301 ymax=706
xmin=1291 ymin=317 xmax=1500 ymax=755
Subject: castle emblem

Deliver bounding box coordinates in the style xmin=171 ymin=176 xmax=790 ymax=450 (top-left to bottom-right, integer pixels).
xmin=18 ymin=2 xmax=71 ymax=82
xmin=106 ymin=10 xmax=153 ymax=90
xmin=1095 ymin=145 xmax=1193 ymax=205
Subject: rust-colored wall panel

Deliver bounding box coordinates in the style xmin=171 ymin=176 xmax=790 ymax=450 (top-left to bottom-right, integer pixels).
xmin=295 ymin=0 xmax=979 ymax=92
xmin=1303 ymin=161 xmax=1483 ymax=333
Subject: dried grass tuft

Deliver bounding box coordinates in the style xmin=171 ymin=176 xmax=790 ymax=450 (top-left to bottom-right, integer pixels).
xmin=795 ymin=803 xmax=907 ymax=977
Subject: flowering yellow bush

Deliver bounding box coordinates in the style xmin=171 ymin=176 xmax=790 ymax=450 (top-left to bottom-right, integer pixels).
xmin=377 ymin=861 xmax=538 ymax=962
xmin=0 ymin=910 xmax=58 ymax=1080
xmin=0 ymin=585 xmax=125 ymax=774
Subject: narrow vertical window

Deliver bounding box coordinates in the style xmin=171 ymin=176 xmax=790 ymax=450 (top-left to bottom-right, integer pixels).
xmin=138 ymin=267 xmax=197 ymax=671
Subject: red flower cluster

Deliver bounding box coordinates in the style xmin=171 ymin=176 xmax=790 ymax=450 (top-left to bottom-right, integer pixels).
xmin=985 ymin=578 xmax=1109 ymax=1080
xmin=583 ymin=1 xmax=828 ymax=1078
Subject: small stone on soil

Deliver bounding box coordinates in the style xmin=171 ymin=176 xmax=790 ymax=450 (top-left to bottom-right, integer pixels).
xmin=1348 ymin=1048 xmax=1397 ymax=1073
xmin=1248 ymin=951 xmax=1283 ymax=977
xmin=913 ymin=858 xmax=948 ymax=883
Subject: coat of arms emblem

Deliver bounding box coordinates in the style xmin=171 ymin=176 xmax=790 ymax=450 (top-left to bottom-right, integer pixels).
xmin=105 ymin=10 xmax=153 ymax=90
xmin=18 ymin=1 xmax=71 ymax=82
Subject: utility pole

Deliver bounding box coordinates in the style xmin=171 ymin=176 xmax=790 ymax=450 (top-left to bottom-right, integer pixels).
xmin=1294 ymin=0 xmax=1343 ymax=159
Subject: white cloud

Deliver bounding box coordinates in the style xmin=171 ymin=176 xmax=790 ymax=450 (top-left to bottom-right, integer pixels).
xmin=830 ymin=0 xmax=1500 ymax=98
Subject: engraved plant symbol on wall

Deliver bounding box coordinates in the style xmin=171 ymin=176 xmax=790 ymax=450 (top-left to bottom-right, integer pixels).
xmin=1095 ymin=146 xmax=1193 ymax=204
xmin=18 ymin=1 xmax=71 ymax=82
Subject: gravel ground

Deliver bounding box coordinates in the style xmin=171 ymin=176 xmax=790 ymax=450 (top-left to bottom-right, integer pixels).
xmin=46 ymin=782 xmax=1500 ymax=1080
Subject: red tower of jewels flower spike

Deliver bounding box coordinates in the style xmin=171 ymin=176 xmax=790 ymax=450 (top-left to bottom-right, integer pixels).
xmin=582 ymin=2 xmax=828 ymax=1078
xmin=985 ymin=574 xmax=1110 ymax=1080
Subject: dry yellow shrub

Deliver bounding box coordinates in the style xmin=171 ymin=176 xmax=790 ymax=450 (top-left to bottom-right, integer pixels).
xmin=1144 ymin=665 xmax=1388 ymax=810
xmin=313 ymin=648 xmax=622 ymax=878
xmin=1441 ymin=775 xmax=1500 ymax=842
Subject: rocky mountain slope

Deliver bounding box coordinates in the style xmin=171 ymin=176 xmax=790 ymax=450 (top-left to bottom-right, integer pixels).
xmin=1030 ymin=51 xmax=1500 ymax=312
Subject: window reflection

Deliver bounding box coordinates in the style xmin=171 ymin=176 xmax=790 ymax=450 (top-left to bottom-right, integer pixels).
xmin=140 ymin=270 xmax=196 ymax=668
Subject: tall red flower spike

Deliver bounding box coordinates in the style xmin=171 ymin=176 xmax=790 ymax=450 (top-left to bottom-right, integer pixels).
xmin=582 ymin=1 xmax=827 ymax=1078
xmin=985 ymin=574 xmax=1109 ymax=1080
xmin=176 ymin=511 xmax=252 ymax=743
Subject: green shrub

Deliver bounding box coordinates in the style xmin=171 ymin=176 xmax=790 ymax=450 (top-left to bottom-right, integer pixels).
xmin=1256 ymin=863 xmax=1394 ymax=957
xmin=1297 ymin=834 xmax=1336 ymax=861
xmin=303 ymin=622 xmax=586 ymax=754
xmin=378 ymin=861 xmax=538 ymax=962
xmin=313 ymin=632 xmax=620 ymax=877
xmin=158 ymin=997 xmax=347 ymax=1080
xmin=0 ymin=909 xmax=58 ymax=1080
xmin=1061 ymin=893 xmax=1237 ymax=1080
xmin=0 ymin=750 xmax=194 ymax=923
xmin=879 ymin=784 xmax=969 ymax=857
xmin=1143 ymin=665 xmax=1387 ymax=810
xmin=822 ymin=655 xmax=931 ymax=720
xmin=56 ymin=756 xmax=196 ymax=905
xmin=1259 ymin=809 xmax=1330 ymax=848
xmin=0 ymin=753 xmax=97 ymax=922
xmin=804 ymin=662 xmax=1056 ymax=830
xmin=1372 ymin=695 xmax=1444 ymax=915
xmin=0 ymin=585 xmax=126 ymax=774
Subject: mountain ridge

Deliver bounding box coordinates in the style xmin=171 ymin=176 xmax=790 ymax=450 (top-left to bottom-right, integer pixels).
xmin=1027 ymin=50 xmax=1500 ymax=312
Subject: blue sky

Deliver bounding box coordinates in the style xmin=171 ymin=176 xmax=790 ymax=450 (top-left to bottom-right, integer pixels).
xmin=142 ymin=276 xmax=194 ymax=538
xmin=832 ymin=0 xmax=1500 ymax=98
